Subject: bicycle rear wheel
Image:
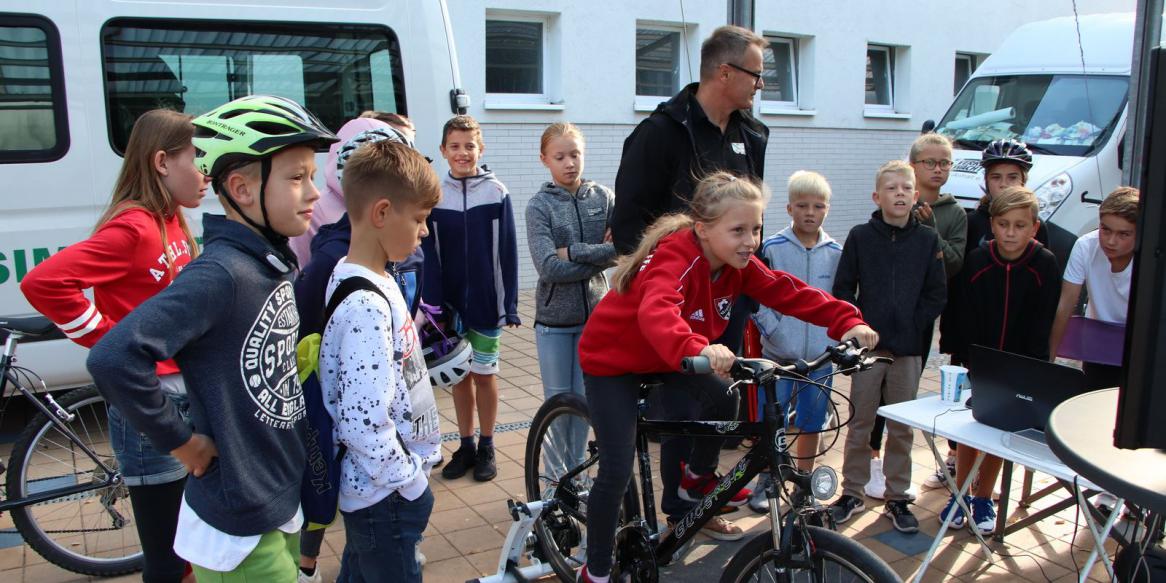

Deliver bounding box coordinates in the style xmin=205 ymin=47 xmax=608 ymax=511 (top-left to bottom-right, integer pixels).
xmin=6 ymin=386 xmax=142 ymax=576
xmin=524 ymin=393 xmax=598 ymax=581
xmin=721 ymin=526 xmax=900 ymax=583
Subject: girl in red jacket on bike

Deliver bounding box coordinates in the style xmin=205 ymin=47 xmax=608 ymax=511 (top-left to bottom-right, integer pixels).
xmin=574 ymin=172 xmax=877 ymax=582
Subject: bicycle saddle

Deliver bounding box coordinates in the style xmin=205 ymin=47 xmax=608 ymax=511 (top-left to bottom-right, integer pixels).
xmin=0 ymin=315 xmax=57 ymax=337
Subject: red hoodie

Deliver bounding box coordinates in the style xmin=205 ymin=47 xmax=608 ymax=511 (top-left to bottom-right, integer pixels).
xmin=579 ymin=229 xmax=866 ymax=376
xmin=20 ymin=208 xmax=194 ymax=375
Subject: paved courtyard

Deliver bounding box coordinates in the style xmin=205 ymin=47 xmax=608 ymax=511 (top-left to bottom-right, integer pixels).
xmin=0 ymin=291 xmax=1126 ymax=582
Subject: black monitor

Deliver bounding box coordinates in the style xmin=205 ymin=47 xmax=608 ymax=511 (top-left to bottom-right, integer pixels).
xmin=1118 ymin=45 xmax=1166 ymax=450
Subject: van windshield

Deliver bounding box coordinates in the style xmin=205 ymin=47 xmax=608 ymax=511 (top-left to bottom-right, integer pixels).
xmin=936 ymin=74 xmax=1128 ymax=157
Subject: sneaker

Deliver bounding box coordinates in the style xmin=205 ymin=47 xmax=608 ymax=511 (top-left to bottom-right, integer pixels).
xmin=938 ymin=493 xmax=970 ymax=529
xmin=883 ymin=500 xmax=919 ymax=534
xmin=298 ymin=567 xmax=322 ymax=583
xmin=1095 ymin=491 xmax=1119 ymax=515
xmin=441 ymin=445 xmax=476 ymax=479
xmin=829 ymin=494 xmax=865 ymax=525
xmin=864 ymin=458 xmax=887 ymax=499
xmin=473 ymin=445 xmax=498 ymax=481
xmin=678 ymin=462 xmax=750 ymax=507
xmin=700 ymin=515 xmax=745 ymax=541
xmin=748 ymin=473 xmax=771 ymax=514
xmin=922 ymin=453 xmax=957 ymax=490
xmin=969 ymin=496 xmax=997 ymax=535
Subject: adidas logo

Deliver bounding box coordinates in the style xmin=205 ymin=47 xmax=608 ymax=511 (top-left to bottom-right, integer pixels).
xmin=690 ymin=309 xmax=705 ymax=321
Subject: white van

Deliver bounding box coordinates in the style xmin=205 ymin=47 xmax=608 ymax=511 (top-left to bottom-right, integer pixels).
xmin=934 ymin=13 xmax=1136 ymax=243
xmin=0 ymin=0 xmax=463 ymax=391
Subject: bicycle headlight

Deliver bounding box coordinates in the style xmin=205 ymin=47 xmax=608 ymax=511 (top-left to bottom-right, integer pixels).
xmin=809 ymin=466 xmax=838 ymax=501
xmin=1034 ymin=172 xmax=1073 ymax=221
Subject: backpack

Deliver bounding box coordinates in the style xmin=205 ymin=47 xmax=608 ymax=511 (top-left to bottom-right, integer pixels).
xmin=297 ymin=276 xmax=408 ymax=528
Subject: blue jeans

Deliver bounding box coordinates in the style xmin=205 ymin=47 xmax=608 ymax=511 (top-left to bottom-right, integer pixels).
xmin=338 ymin=487 xmax=435 ymax=583
xmin=107 ymin=374 xmax=189 ymax=486
xmin=535 ymin=323 xmax=588 ymax=472
xmin=757 ymin=364 xmax=833 ymax=431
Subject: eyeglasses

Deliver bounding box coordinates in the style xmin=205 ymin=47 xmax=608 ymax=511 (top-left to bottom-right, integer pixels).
xmin=914 ymin=158 xmax=953 ymax=170
xmin=725 ymin=62 xmax=764 ymax=89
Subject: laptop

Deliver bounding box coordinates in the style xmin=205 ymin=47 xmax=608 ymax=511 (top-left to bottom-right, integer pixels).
xmin=968 ymin=344 xmax=1089 ymax=433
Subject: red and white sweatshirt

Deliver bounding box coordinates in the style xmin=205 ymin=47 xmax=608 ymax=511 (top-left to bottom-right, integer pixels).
xmin=20 ymin=208 xmax=194 ymax=375
xmin=578 ymin=229 xmax=866 ymax=376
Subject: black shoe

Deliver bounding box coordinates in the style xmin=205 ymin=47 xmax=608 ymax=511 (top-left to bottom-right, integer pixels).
xmin=829 ymin=494 xmax=865 ymax=524
xmin=884 ymin=500 xmax=919 ymax=533
xmin=473 ymin=445 xmax=497 ymax=481
xmin=441 ymin=446 xmax=476 ymax=479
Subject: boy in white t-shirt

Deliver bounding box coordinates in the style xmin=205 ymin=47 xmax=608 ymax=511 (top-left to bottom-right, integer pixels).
xmin=1049 ymin=186 xmax=1139 ymax=389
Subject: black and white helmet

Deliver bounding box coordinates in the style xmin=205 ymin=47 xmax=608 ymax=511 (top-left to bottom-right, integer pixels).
xmin=981 ymin=139 xmax=1034 ymax=171
xmin=335 ymin=126 xmax=415 ymax=183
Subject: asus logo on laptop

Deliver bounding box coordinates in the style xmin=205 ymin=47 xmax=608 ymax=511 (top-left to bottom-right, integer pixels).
xmin=1015 ymin=393 xmax=1033 ymax=402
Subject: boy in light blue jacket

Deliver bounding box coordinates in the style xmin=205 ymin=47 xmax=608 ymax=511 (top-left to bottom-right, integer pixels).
xmin=748 ymin=171 xmax=843 ymax=513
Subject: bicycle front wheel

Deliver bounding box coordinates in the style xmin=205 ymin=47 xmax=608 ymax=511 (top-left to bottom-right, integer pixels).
xmin=6 ymin=386 xmax=143 ymax=576
xmin=525 ymin=392 xmax=599 ymax=581
xmin=721 ymin=526 xmax=900 ymax=583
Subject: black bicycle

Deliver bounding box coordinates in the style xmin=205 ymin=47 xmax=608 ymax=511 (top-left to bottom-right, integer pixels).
xmin=0 ymin=315 xmax=141 ymax=576
xmin=524 ymin=339 xmax=901 ymax=583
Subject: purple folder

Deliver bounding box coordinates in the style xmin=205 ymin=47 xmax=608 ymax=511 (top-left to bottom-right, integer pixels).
xmin=1056 ymin=315 xmax=1125 ymax=366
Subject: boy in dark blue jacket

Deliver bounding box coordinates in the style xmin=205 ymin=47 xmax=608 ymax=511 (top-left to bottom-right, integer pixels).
xmin=830 ymin=160 xmax=947 ymax=534
xmin=424 ymin=115 xmax=521 ymax=482
xmin=87 ymin=96 xmax=338 ymax=579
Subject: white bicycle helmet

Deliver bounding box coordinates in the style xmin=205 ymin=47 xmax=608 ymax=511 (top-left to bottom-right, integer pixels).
xmin=418 ymin=303 xmax=472 ymax=389
xmin=335 ymin=126 xmax=415 ymax=183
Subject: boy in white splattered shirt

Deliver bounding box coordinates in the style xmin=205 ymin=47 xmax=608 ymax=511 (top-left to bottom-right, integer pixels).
xmin=320 ymin=140 xmax=442 ymax=582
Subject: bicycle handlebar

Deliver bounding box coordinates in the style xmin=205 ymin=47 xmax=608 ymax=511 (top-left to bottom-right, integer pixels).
xmin=680 ymin=338 xmax=891 ymax=381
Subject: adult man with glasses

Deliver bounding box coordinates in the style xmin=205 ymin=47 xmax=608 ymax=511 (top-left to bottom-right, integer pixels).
xmin=608 ymin=24 xmax=769 ymax=545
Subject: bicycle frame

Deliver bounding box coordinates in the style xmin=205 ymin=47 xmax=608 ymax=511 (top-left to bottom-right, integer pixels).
xmin=0 ymin=332 xmax=122 ymax=513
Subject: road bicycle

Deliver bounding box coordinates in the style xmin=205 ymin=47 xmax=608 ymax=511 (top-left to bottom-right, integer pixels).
xmin=524 ymin=339 xmax=902 ymax=582
xmin=0 ymin=315 xmax=141 ymax=576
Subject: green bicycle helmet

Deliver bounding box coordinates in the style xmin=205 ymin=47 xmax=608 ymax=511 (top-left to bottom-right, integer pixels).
xmin=193 ymin=95 xmax=339 ymax=177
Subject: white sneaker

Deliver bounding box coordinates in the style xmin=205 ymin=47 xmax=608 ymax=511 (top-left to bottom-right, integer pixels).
xmin=298 ymin=568 xmax=322 ymax=583
xmin=922 ymin=454 xmax=956 ymax=490
xmin=863 ymin=458 xmax=887 ymax=499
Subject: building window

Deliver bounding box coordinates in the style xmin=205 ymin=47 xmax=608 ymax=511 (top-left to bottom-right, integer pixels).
xmin=486 ymin=19 xmax=543 ymax=95
xmin=865 ymin=44 xmax=894 ymax=110
xmin=761 ymin=36 xmax=797 ymax=107
xmin=954 ymin=52 xmax=981 ymax=95
xmin=636 ymin=28 xmax=680 ymax=97
xmin=102 ymin=18 xmax=404 ymax=154
xmin=0 ymin=14 xmax=69 ymax=163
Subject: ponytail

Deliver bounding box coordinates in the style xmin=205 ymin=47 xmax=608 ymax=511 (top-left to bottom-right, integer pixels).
xmin=610 ymin=214 xmax=694 ymax=293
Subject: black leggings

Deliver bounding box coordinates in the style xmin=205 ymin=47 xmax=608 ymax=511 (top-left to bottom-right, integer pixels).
xmin=127 ymin=479 xmax=188 ymax=583
xmin=583 ymin=372 xmax=735 ymax=577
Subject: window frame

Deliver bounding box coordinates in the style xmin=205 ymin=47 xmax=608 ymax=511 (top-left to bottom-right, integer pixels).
xmin=100 ymin=17 xmax=406 ymax=156
xmin=0 ymin=13 xmax=70 ymax=164
xmin=634 ymin=22 xmax=694 ymax=112
xmin=484 ymin=13 xmax=553 ymax=107
xmin=954 ymin=52 xmax=979 ymax=96
xmin=760 ymin=35 xmax=798 ymax=110
xmin=865 ymin=44 xmax=895 ymax=114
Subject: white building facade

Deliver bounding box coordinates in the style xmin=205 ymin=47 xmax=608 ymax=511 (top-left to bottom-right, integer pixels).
xmin=439 ymin=0 xmax=1132 ymax=288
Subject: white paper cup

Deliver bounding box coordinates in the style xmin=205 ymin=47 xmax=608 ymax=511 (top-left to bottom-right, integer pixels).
xmin=939 ymin=365 xmax=969 ymax=402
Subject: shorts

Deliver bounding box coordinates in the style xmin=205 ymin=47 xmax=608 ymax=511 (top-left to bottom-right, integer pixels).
xmin=107 ymin=373 xmax=190 ymax=486
xmin=465 ymin=328 xmax=502 ymax=375
xmin=757 ymin=364 xmax=833 ymax=432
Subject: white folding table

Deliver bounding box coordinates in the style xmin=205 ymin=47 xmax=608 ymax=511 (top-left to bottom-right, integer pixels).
xmin=878 ymin=393 xmax=1121 ymax=583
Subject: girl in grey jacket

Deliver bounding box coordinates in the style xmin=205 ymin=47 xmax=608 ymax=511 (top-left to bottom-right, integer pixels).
xmin=526 ymin=123 xmax=616 ymax=471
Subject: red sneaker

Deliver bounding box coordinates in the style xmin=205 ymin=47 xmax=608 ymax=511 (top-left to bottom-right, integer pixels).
xmin=678 ymin=462 xmax=751 ymax=506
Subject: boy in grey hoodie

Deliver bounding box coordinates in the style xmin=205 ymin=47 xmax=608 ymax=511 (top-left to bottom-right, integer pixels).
xmin=747 ymin=171 xmax=843 ymax=513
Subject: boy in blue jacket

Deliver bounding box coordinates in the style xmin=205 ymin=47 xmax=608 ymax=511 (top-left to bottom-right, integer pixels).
xmin=424 ymin=115 xmax=521 ymax=482
xmin=87 ymin=95 xmax=338 ymax=579
xmin=748 ymin=171 xmax=842 ymax=513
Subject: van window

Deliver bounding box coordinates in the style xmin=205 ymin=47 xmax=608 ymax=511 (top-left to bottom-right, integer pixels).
xmin=102 ymin=18 xmax=405 ymax=153
xmin=0 ymin=14 xmax=69 ymax=163
xmin=936 ymin=74 xmax=1128 ymax=157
